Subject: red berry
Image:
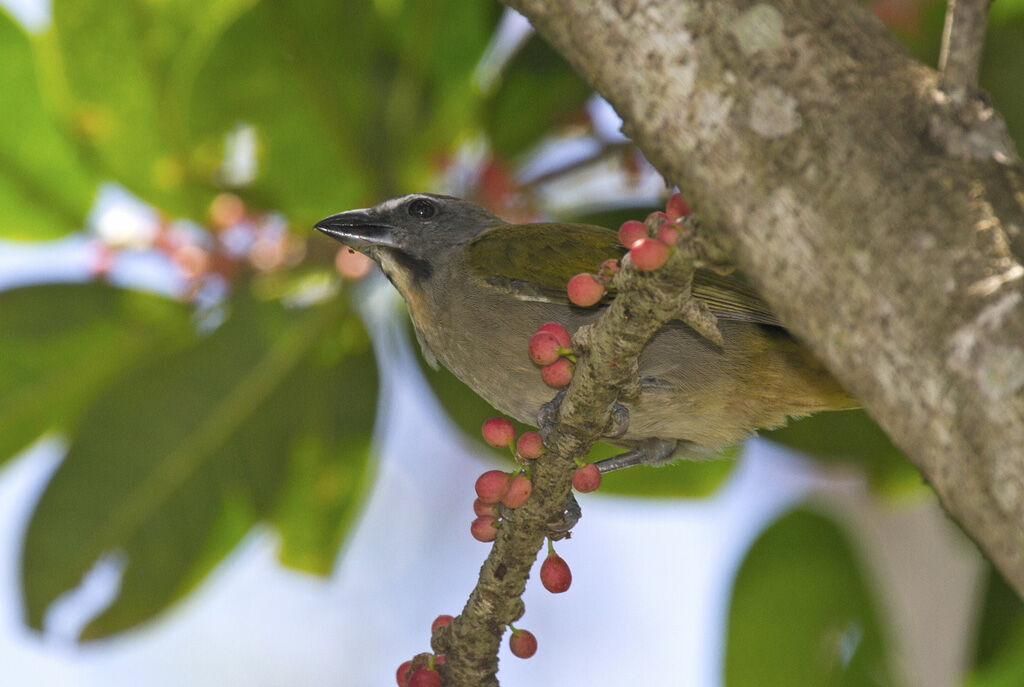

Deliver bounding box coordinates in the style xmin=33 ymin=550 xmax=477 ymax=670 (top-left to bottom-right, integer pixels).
xmin=541 ymin=358 xmax=574 ymax=388
xmin=509 ymin=629 xmax=538 ymax=659
xmin=567 ymin=273 xmax=605 ymax=307
xmin=475 ymin=470 xmax=511 ymax=504
xmin=618 ymin=220 xmax=646 ymax=248
xmin=540 ymin=553 xmax=572 ymax=593
xmin=431 ymin=614 xmax=454 ymax=633
xmin=528 ymin=331 xmax=563 ymax=366
xmin=537 ymin=322 xmax=571 ymax=348
xmin=435 ymin=654 xmax=446 ymax=666
xmin=473 ymin=498 xmax=497 ymax=517
xmin=481 ymin=417 xmax=515 ymax=448
xmin=397 ymin=660 xmax=413 ymax=686
xmin=572 ymin=463 xmax=602 ymax=492
xmin=471 ymin=515 xmax=499 ymax=542
xmin=408 ymin=668 xmax=441 ymax=687
xmin=516 ymin=432 xmax=544 ymax=459
xmin=501 ymin=474 xmax=532 ymax=508
xmin=598 ymin=258 xmax=621 ymax=282
xmin=630 ymin=237 xmax=670 ymax=271
xmin=657 ymin=223 xmax=681 ymax=245
xmin=666 ymin=193 xmax=690 ymax=219
xmin=646 ymin=210 xmax=670 ymax=224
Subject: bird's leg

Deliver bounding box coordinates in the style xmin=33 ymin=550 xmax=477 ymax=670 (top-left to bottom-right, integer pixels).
xmin=593 ymin=438 xmax=679 ymax=474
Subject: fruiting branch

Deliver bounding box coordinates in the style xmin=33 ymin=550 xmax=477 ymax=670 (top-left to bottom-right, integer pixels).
xmin=432 ymin=208 xmax=707 ymax=686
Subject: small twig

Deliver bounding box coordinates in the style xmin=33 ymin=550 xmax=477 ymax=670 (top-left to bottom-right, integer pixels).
xmin=432 ymin=233 xmax=705 ymax=686
xmin=519 ymin=141 xmax=634 ymax=190
xmin=938 ymin=0 xmax=991 ymax=95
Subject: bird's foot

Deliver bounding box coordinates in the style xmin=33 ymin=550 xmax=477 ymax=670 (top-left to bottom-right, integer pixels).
xmin=593 ymin=438 xmax=678 ymax=474
xmin=537 ymin=389 xmax=566 ymax=443
xmin=603 ymin=403 xmax=630 ymax=438
xmin=544 ymin=492 xmax=581 ymax=540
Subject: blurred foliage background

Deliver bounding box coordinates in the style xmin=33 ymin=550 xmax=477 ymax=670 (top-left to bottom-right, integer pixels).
xmin=1 ymin=0 xmax=1023 ymax=684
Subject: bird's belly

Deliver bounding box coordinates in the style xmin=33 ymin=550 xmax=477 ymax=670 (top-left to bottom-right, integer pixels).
xmin=419 ymin=294 xmax=848 ymax=451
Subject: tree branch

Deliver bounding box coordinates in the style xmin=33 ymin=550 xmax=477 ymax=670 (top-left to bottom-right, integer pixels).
xmin=938 ymin=0 xmax=991 ymax=94
xmin=432 ymin=229 xmax=707 ymax=686
xmin=499 ymin=0 xmax=1024 ymax=600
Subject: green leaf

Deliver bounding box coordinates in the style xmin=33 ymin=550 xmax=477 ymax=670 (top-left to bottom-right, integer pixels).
xmin=763 ymin=410 xmax=921 ymax=495
xmin=484 ymin=36 xmax=592 ymax=158
xmin=21 ymin=291 xmax=377 ymax=638
xmin=964 ymin=567 xmax=1024 ymax=687
xmin=0 ymin=10 xmax=97 ymax=238
xmin=188 ymin=0 xmax=499 ymax=221
xmin=0 ymin=284 xmax=188 ymax=465
xmin=725 ymin=509 xmax=895 ymax=687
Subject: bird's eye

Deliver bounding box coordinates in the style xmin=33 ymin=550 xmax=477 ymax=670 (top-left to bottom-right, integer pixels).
xmin=407 ymin=198 xmax=436 ymax=219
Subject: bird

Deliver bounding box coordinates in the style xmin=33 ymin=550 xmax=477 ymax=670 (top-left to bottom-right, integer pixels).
xmin=315 ymin=193 xmax=856 ymax=471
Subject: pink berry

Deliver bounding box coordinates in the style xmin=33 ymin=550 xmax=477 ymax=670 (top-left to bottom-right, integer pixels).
xmin=567 ymin=273 xmax=605 ymax=307
xmin=646 ymin=210 xmax=670 ymax=224
xmin=540 ymin=553 xmax=572 ymax=593
xmin=397 ymin=660 xmax=413 ymax=687
xmin=629 ymin=237 xmax=669 ymax=271
xmin=473 ymin=498 xmax=497 ymax=517
xmin=509 ymin=629 xmax=538 ymax=659
xmin=618 ymin=220 xmax=646 ymax=248
xmin=666 ymin=193 xmax=690 ymax=219
xmin=501 ymin=474 xmax=532 ymax=508
xmin=528 ymin=331 xmax=563 ymax=366
xmin=598 ymin=258 xmax=621 ymax=282
xmin=516 ymin=432 xmax=544 ymax=459
xmin=431 ymin=614 xmax=454 ymax=633
xmin=541 ymin=358 xmax=574 ymax=388
xmin=537 ymin=322 xmax=571 ymax=348
xmin=657 ymin=223 xmax=681 ymax=245
xmin=572 ymin=463 xmax=602 ymax=492
xmin=471 ymin=515 xmax=499 ymax=542
xmin=408 ymin=668 xmax=441 ymax=687
xmin=475 ymin=470 xmax=511 ymax=503
xmin=481 ymin=417 xmax=515 ymax=448
xmin=435 ymin=654 xmax=446 ymax=666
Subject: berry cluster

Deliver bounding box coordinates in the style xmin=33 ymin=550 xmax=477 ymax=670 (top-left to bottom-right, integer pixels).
xmin=471 ymin=418 xmax=541 ymax=543
xmin=566 ymin=192 xmax=692 ymax=308
xmin=528 ymin=322 xmax=575 ymax=389
xmin=396 ymin=616 xmax=449 ymax=687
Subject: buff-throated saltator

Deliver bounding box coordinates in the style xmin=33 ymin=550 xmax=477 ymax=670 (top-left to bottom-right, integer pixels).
xmin=315 ymin=193 xmax=855 ymax=471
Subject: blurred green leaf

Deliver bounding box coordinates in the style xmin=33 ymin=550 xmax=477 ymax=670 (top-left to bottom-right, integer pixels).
xmin=0 ymin=10 xmax=97 ymax=238
xmin=189 ymin=0 xmax=498 ymax=221
xmin=763 ymin=410 xmax=921 ymax=494
xmin=21 ymin=291 xmax=377 ymax=638
xmin=412 ymin=319 xmax=736 ymax=496
xmin=42 ymin=0 xmax=249 ymax=217
xmin=0 ymin=284 xmax=188 ymax=465
xmin=965 ymin=567 xmax=1024 ymax=687
xmin=484 ymin=37 xmax=592 ymax=158
xmin=725 ymin=509 xmax=895 ymax=687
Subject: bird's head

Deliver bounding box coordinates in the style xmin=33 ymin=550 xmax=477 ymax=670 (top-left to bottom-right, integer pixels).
xmin=315 ymin=193 xmax=503 ymax=294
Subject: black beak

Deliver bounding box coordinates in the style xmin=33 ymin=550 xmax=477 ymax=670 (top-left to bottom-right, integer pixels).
xmin=314 ymin=209 xmax=398 ymax=251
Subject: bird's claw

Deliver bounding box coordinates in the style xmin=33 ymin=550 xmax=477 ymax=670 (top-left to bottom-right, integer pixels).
xmin=538 ymin=389 xmax=567 ymax=443
xmin=593 ymin=438 xmax=679 ymax=473
xmin=603 ymin=403 xmax=630 ymax=438
xmin=545 ymin=492 xmax=581 ymax=540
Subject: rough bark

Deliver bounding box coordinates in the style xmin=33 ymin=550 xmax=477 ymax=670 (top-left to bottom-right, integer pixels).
xmin=500 ymin=0 xmax=1024 ymax=597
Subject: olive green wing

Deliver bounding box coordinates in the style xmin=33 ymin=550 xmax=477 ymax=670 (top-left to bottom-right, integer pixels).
xmin=467 ymin=223 xmax=781 ymax=326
